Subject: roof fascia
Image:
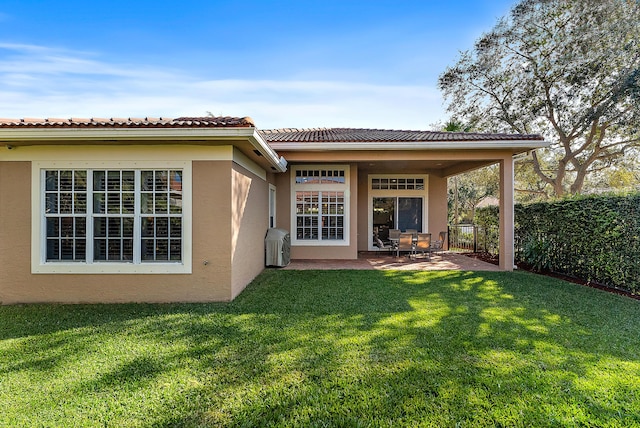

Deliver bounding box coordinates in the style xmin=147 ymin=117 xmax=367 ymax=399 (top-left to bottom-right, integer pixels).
xmin=0 ymin=127 xmax=255 ymax=141
xmin=268 ymin=140 xmax=549 ymax=151
xmin=0 ymin=127 xmax=288 ymax=173
xmin=249 ymin=130 xmax=288 ymax=173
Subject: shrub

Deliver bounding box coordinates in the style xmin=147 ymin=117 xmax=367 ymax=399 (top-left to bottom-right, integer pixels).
xmin=521 ymin=237 xmax=552 ymax=272
xmin=476 ymin=193 xmax=640 ymax=294
xmin=516 ymin=194 xmax=640 ymax=293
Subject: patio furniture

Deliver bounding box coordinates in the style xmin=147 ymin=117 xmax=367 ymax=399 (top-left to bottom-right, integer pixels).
xmin=405 ymin=229 xmax=418 ymax=239
xmin=374 ymin=237 xmax=394 ymax=254
xmin=389 ymin=229 xmax=401 ymax=240
xmin=431 ymin=231 xmax=447 ymax=255
xmin=415 ymin=233 xmax=432 ymax=261
xmin=397 ymin=232 xmax=415 ymax=258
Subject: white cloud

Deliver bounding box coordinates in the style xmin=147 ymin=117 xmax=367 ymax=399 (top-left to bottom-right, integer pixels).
xmin=0 ymin=43 xmax=446 ymax=129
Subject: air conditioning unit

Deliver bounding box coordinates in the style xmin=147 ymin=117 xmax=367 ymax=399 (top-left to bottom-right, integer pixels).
xmin=265 ymin=228 xmax=291 ymax=267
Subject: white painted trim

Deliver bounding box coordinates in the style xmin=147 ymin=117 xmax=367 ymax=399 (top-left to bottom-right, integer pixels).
xmin=269 ymin=140 xmax=549 ymax=151
xmin=31 ymin=160 xmax=192 ymax=274
xmin=268 ymin=184 xmax=277 ymax=229
xmin=0 ymin=127 xmax=287 ymax=172
xmin=250 ymin=130 xmax=288 ymax=173
xmin=0 ymin=127 xmax=256 ymax=141
xmin=290 ymin=164 xmax=350 ymax=247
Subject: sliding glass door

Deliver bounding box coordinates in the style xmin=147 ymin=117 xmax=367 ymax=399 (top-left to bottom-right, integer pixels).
xmin=373 ymin=197 xmax=422 ymax=241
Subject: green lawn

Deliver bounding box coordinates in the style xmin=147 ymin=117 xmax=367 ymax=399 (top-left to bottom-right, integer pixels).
xmin=2 ymin=270 xmax=640 ymax=427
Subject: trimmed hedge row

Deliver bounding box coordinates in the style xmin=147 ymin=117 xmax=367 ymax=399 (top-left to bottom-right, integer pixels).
xmin=476 ymin=194 xmax=640 ymax=294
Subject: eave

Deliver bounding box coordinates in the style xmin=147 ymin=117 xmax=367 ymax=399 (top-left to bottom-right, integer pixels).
xmin=268 ymin=140 xmax=549 ymax=154
xmin=0 ymin=127 xmax=288 ymax=173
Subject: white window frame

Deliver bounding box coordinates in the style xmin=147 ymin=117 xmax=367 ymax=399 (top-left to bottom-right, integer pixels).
xmin=32 ymin=160 xmax=192 ymax=274
xmin=290 ymin=165 xmax=350 ymax=246
xmin=368 ymin=174 xmax=429 ymax=251
xmin=268 ymin=184 xmax=277 ymax=229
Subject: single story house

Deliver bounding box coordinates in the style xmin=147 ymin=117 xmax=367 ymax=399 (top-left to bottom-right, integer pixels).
xmin=0 ymin=116 xmax=547 ymax=304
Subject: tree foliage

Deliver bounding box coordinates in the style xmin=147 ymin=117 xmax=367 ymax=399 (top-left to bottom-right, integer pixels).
xmin=439 ymin=0 xmax=640 ymax=197
xmin=448 ymin=166 xmax=499 ymax=223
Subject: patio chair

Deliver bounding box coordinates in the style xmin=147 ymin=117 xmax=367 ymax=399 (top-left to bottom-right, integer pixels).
xmin=415 ymin=233 xmax=432 ymax=261
xmin=374 ymin=237 xmax=394 ymax=254
xmin=397 ymin=232 xmax=415 ymax=258
xmin=388 ymin=229 xmax=401 ymax=240
xmin=405 ymin=229 xmax=418 ymax=239
xmin=431 ymin=231 xmax=447 ymax=255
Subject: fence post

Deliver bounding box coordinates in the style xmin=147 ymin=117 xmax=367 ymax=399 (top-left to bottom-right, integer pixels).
xmin=473 ymin=226 xmax=478 ymax=253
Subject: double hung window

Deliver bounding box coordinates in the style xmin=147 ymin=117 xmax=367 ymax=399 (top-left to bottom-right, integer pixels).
xmin=292 ymin=166 xmax=349 ymax=245
xmin=38 ymin=163 xmax=189 ymax=273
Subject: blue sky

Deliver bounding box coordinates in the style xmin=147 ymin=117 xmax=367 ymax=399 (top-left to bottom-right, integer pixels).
xmin=0 ymin=1 xmax=515 ymax=130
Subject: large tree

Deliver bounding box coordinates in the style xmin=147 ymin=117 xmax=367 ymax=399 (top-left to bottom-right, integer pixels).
xmin=439 ymin=0 xmax=640 ymax=197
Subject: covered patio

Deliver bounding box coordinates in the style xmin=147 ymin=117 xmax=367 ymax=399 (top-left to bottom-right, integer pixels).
xmin=265 ymin=127 xmax=548 ymax=272
xmin=282 ymin=251 xmax=500 ymax=271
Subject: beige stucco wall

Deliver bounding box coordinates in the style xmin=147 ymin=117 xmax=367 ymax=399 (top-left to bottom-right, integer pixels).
xmin=0 ymin=156 xmax=271 ymax=304
xmin=275 ymin=163 xmax=449 ymax=258
xmin=275 ymin=163 xmax=359 ymax=260
xmin=279 ymin=149 xmax=521 ymax=262
xmin=0 ymin=162 xmax=31 ymax=305
xmin=230 ymin=162 xmax=269 ymax=299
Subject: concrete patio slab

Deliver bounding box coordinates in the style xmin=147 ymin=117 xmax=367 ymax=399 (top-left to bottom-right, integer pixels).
xmin=281 ymin=252 xmax=500 ymax=271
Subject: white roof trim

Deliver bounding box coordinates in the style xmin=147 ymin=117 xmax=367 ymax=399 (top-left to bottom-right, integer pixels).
xmin=249 ymin=130 xmax=288 ymax=173
xmin=0 ymin=127 xmax=256 ymax=141
xmin=0 ymin=127 xmax=288 ymax=173
xmin=268 ymin=140 xmax=549 ymax=151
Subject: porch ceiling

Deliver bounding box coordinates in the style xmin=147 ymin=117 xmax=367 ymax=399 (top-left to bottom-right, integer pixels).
xmin=356 ymin=159 xmax=495 ymax=177
xmin=277 ymin=150 xmax=514 ymax=178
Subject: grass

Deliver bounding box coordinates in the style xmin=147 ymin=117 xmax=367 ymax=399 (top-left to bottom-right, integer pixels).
xmin=2 ymin=270 xmax=640 ymax=427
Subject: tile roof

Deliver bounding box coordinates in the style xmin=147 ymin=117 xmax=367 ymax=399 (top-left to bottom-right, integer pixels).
xmin=0 ymin=116 xmax=255 ymax=128
xmin=259 ymin=127 xmax=544 ymax=143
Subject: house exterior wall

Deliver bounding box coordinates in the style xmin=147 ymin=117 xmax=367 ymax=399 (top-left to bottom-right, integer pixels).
xmin=273 ymin=163 xmax=359 ymax=260
xmin=275 ymin=149 xmax=522 ymax=259
xmin=0 ymin=161 xmax=31 ymax=305
xmin=230 ymin=162 xmax=270 ymax=299
xmin=274 ymin=170 xmax=291 ymax=232
xmin=0 ymin=146 xmax=270 ymax=304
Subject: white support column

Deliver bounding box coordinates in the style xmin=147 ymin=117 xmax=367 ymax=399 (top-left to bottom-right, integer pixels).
xmin=499 ymin=157 xmax=515 ymax=271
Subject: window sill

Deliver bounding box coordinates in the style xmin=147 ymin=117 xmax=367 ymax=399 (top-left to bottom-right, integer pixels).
xmin=291 ymin=240 xmax=350 ymax=247
xmin=32 ymin=262 xmax=192 ymax=274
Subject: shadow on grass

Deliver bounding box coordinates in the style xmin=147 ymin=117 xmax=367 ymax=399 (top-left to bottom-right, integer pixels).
xmin=2 ymin=269 xmax=640 ymax=426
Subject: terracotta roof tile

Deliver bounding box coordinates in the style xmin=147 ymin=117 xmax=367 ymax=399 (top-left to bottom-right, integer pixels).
xmin=259 ymin=127 xmax=544 ymax=143
xmin=0 ymin=116 xmax=255 ymax=128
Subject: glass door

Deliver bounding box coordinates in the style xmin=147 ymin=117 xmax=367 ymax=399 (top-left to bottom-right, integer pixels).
xmin=373 ymin=197 xmax=395 ymax=241
xmin=397 ymin=197 xmax=422 ymax=232
xmin=372 ymin=197 xmax=422 ymax=242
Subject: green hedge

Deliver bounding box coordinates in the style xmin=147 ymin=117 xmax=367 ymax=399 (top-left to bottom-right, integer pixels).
xmin=476 ymin=194 xmax=640 ymax=294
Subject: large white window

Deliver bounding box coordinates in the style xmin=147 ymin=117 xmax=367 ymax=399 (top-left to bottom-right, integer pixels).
xmin=291 ymin=166 xmax=349 ymax=246
xmin=33 ymin=161 xmax=191 ymax=274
